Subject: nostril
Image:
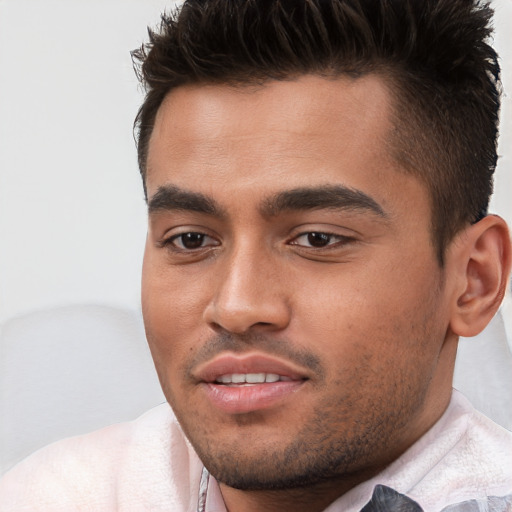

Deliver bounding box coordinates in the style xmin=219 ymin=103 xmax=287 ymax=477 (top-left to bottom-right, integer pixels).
xmin=206 ymin=316 xmax=283 ymax=336
xmin=202 ymin=282 xmax=291 ymax=334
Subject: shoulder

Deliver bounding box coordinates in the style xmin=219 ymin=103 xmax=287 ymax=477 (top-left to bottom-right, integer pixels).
xmin=446 ymin=393 xmax=512 ymax=492
xmin=0 ymin=404 xmax=204 ymax=511
xmin=411 ymin=391 xmax=512 ymax=507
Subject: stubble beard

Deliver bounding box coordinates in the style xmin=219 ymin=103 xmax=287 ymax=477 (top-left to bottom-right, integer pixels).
xmin=170 ymin=359 xmax=431 ymax=492
xmin=154 ymin=286 xmax=445 ymax=493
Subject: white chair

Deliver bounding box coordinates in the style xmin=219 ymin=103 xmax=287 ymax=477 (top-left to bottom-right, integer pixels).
xmin=454 ymin=301 xmax=512 ymax=431
xmin=1 ymin=302 xmax=510 ymax=476
xmin=0 ymin=304 xmax=165 ymax=475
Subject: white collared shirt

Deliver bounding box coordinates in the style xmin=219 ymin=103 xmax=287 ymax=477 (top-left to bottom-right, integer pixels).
xmin=1 ymin=390 xmax=511 ymax=511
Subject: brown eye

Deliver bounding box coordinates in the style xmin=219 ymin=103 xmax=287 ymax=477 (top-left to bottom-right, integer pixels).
xmin=180 ymin=233 xmax=205 ymax=249
xmin=169 ymin=232 xmax=217 ymax=250
xmin=306 ymin=232 xmax=331 ymax=247
xmin=290 ymin=232 xmax=354 ymax=249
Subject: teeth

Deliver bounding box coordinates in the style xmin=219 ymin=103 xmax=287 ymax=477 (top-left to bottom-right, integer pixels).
xmin=246 ymin=373 xmax=265 ymax=383
xmin=214 ymin=373 xmax=290 ymax=384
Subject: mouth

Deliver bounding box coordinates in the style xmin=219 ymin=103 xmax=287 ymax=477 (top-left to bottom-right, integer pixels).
xmin=195 ymin=353 xmax=309 ymax=414
xmin=214 ymin=373 xmax=295 ymax=385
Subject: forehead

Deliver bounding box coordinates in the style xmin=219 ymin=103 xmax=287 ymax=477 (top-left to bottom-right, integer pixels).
xmin=145 ymin=74 xmax=426 ymax=218
xmin=150 ymin=74 xmax=391 ymax=145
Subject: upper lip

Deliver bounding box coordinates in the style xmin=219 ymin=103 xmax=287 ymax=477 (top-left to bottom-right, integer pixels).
xmin=193 ymin=353 xmax=310 ymax=383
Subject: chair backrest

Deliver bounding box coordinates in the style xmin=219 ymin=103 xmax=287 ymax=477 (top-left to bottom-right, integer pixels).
xmin=0 ymin=304 xmax=165 ymax=475
xmin=1 ymin=302 xmax=510 ymax=476
xmin=453 ymin=302 xmax=512 ymax=431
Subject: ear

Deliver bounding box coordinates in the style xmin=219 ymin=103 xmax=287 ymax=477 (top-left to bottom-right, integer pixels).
xmin=449 ymin=215 xmax=511 ymax=338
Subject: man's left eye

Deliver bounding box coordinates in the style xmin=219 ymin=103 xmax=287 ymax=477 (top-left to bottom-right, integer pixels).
xmin=291 ymin=232 xmax=351 ymax=248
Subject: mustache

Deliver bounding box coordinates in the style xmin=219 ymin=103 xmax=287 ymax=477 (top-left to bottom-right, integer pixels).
xmin=183 ymin=331 xmax=324 ymax=378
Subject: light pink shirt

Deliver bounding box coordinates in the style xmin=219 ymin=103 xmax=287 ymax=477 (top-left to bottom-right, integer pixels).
xmin=1 ymin=390 xmax=511 ymax=511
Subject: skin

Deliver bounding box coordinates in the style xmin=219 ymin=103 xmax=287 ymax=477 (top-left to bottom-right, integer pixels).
xmin=141 ymin=75 xmax=472 ymax=512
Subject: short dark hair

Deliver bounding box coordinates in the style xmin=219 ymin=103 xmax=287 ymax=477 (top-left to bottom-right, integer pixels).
xmin=132 ymin=0 xmax=500 ymax=262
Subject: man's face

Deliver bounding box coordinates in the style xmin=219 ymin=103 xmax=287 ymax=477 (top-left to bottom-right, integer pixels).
xmin=142 ymin=75 xmax=456 ymax=490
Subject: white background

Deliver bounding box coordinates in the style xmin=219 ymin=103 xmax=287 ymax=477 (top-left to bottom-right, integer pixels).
xmin=0 ymin=0 xmax=511 ymax=323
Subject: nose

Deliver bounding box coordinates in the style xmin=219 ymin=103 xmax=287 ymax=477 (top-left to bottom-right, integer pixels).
xmin=203 ymin=244 xmax=291 ymax=334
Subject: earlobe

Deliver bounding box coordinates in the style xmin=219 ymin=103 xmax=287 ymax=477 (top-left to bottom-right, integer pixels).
xmin=450 ymin=215 xmax=511 ymax=338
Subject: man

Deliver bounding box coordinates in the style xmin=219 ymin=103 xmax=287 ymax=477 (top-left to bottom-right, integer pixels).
xmin=1 ymin=0 xmax=511 ymax=510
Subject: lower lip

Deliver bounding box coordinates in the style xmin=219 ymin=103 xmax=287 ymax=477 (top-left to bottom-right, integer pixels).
xmin=202 ymin=380 xmax=304 ymax=414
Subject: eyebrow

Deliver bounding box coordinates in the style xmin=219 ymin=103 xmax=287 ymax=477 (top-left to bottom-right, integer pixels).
xmin=147 ymin=184 xmax=387 ymax=220
xmin=148 ymin=185 xmax=224 ymax=217
xmin=260 ymin=185 xmax=387 ymax=218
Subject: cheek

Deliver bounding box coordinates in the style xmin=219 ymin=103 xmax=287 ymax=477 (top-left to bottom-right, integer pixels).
xmin=141 ymin=252 xmax=207 ymax=365
xmin=141 ymin=262 xmax=202 ymax=407
xmin=291 ymin=255 xmax=444 ymax=366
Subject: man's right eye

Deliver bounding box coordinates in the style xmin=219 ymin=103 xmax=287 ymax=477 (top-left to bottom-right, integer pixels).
xmin=165 ymin=232 xmax=219 ymax=251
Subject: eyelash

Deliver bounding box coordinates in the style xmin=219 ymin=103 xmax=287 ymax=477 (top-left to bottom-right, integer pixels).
xmin=161 ymin=230 xmax=354 ymax=252
xmin=162 ymin=232 xmax=219 ymax=251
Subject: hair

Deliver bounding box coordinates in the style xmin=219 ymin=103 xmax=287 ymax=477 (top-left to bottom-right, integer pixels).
xmin=132 ymin=0 xmax=500 ymax=263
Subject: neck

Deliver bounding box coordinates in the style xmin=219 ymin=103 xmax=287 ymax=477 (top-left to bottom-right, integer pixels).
xmin=218 ymin=467 xmax=383 ymax=512
xmin=217 ymin=386 xmax=455 ymax=512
